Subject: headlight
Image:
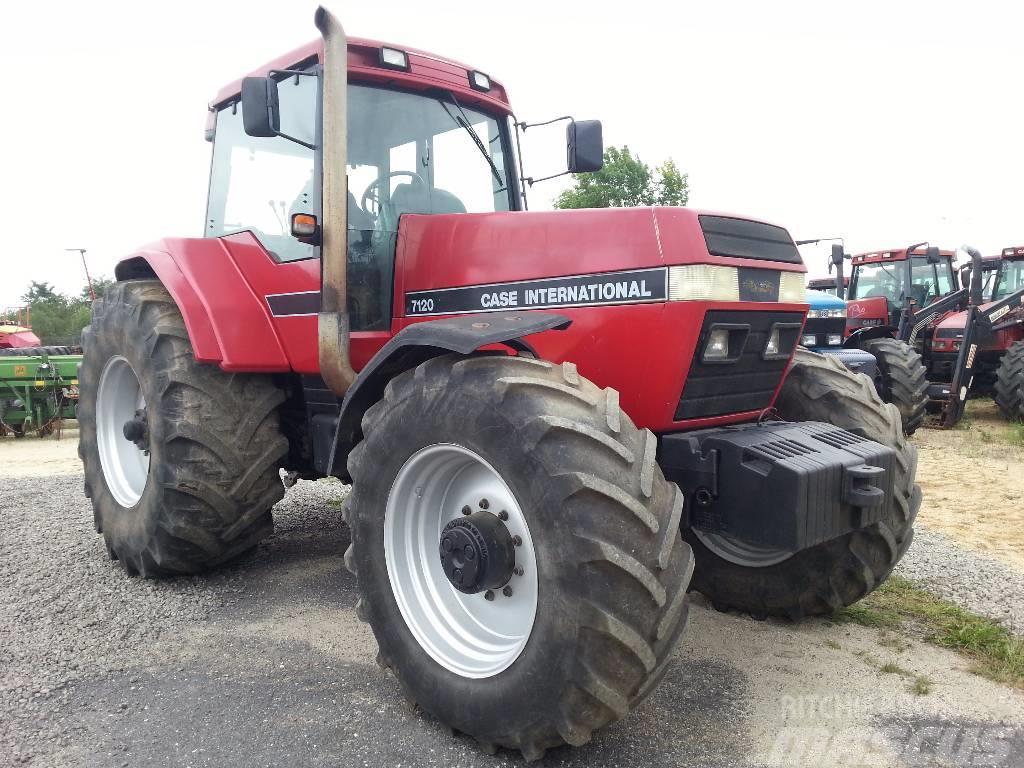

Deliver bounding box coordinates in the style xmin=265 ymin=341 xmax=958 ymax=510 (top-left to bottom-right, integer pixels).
xmin=827 ymin=334 xmax=843 ymax=346
xmin=827 ymin=308 xmax=846 ymax=318
xmin=779 ymin=271 xmax=806 ymax=303
xmin=801 ymin=334 xmax=817 ymax=347
xmin=668 ymin=265 xmax=739 ymax=302
xmin=704 ymin=328 xmax=731 ymax=360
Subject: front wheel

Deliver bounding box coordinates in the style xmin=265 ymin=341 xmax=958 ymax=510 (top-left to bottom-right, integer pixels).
xmin=345 ymin=354 xmax=693 ymax=761
xmin=994 ymin=341 xmax=1024 ymax=421
xmin=863 ymin=337 xmax=928 ymax=435
xmin=684 ymin=348 xmax=920 ymax=619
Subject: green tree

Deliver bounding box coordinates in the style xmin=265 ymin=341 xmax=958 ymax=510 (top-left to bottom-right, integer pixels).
xmin=81 ymin=275 xmax=116 ymax=301
xmin=21 ymin=281 xmax=64 ymax=305
xmin=554 ymin=145 xmax=689 ymax=210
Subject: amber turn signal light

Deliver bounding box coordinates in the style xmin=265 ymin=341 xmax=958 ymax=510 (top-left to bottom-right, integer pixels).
xmin=291 ymin=212 xmax=320 ymax=244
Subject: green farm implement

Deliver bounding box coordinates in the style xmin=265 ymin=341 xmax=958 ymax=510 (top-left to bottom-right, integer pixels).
xmin=0 ymin=349 xmax=80 ymax=437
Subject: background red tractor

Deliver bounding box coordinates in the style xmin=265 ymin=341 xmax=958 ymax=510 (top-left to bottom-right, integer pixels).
xmin=76 ymin=7 xmax=919 ymax=760
xmin=929 ymin=246 xmax=1024 ymax=420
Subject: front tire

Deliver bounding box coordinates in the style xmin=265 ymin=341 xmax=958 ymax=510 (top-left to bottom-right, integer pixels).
xmin=346 ymin=354 xmax=693 ymax=760
xmin=994 ymin=341 xmax=1024 ymax=421
xmin=78 ymin=280 xmax=288 ymax=577
xmin=863 ymin=337 xmax=928 ymax=435
xmin=684 ymin=348 xmax=920 ymax=619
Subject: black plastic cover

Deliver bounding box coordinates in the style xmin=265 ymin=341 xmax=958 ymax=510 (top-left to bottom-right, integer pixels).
xmin=699 ymin=215 xmax=803 ymax=264
xmin=659 ymin=420 xmax=896 ymax=552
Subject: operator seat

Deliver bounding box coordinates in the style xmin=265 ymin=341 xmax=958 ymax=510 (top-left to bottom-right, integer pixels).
xmin=390 ymin=183 xmax=467 ymax=217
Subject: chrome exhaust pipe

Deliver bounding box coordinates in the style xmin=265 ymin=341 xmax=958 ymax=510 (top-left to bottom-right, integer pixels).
xmin=314 ymin=5 xmax=356 ymax=395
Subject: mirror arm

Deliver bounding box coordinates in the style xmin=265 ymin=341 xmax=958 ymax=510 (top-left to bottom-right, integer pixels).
xmin=521 ymin=170 xmax=569 ymax=188
xmin=517 ymin=115 xmax=574 ymax=132
xmin=275 ymin=132 xmax=316 ymax=151
xmin=265 ymin=69 xmax=317 ymax=150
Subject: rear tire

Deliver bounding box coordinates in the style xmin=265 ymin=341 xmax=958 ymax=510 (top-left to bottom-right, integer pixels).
xmin=78 ymin=280 xmax=288 ymax=577
xmin=994 ymin=341 xmax=1024 ymax=421
xmin=346 ymin=354 xmax=693 ymax=760
xmin=684 ymin=348 xmax=920 ymax=619
xmin=863 ymin=338 xmax=928 ymax=435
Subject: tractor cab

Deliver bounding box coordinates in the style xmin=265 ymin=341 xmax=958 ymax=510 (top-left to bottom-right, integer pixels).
xmin=846 ymin=247 xmax=957 ymax=333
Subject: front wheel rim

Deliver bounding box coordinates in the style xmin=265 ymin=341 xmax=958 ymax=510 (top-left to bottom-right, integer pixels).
xmin=95 ymin=356 xmax=150 ymax=508
xmin=384 ymin=443 xmax=539 ymax=679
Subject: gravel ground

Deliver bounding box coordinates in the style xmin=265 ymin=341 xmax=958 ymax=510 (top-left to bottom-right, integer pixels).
xmin=1 ymin=468 xmax=1022 ymax=767
xmin=896 ymin=526 xmax=1024 ymax=632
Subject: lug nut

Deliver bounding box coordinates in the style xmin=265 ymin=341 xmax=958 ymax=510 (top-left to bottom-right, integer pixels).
xmin=513 ymin=566 xmax=524 ymax=576
xmin=479 ymin=498 xmax=490 ymax=510
xmin=462 ymin=505 xmax=471 ymax=516
xmin=484 ymin=590 xmax=495 ymax=601
xmin=512 ymin=535 xmax=522 ymax=547
xmin=498 ymin=510 xmax=508 ymax=521
xmin=464 ymin=545 xmax=475 ymax=560
xmin=503 ymin=586 xmax=513 ymax=597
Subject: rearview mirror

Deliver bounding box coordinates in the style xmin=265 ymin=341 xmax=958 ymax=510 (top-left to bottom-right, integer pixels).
xmin=925 ymin=246 xmax=941 ymax=264
xmin=830 ymin=244 xmax=845 ymax=266
xmin=567 ymin=120 xmax=603 ymax=173
xmin=240 ymin=76 xmax=281 ymax=138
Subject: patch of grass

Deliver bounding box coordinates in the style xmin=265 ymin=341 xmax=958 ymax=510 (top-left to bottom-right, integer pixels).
xmin=834 ymin=576 xmax=1024 ymax=689
xmin=977 ymin=428 xmax=993 ymax=443
xmin=954 ymin=410 xmax=974 ymax=431
xmin=879 ymin=661 xmax=910 ymax=675
xmin=327 ymin=496 xmax=346 ymax=510
xmin=824 ymin=639 xmax=841 ymax=650
xmin=910 ymin=675 xmax=932 ymax=695
xmin=1011 ymin=423 xmax=1024 ymax=447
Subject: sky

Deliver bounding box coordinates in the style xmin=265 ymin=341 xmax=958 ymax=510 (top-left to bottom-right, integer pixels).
xmin=2 ymin=0 xmax=1023 ymax=305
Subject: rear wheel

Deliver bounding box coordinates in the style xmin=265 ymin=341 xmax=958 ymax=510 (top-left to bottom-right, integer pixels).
xmin=994 ymin=341 xmax=1024 ymax=421
xmin=346 ymin=354 xmax=693 ymax=760
xmin=863 ymin=338 xmax=928 ymax=435
xmin=78 ymin=280 xmax=288 ymax=577
xmin=684 ymin=348 xmax=920 ymax=619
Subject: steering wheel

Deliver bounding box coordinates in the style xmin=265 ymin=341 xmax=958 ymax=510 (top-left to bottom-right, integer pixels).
xmin=361 ymin=171 xmax=427 ymax=217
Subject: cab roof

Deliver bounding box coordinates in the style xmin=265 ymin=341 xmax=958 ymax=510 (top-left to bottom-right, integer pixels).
xmin=208 ymin=37 xmax=512 ymax=118
xmin=1001 ymin=246 xmax=1024 ymax=260
xmin=851 ymin=247 xmax=956 ymax=265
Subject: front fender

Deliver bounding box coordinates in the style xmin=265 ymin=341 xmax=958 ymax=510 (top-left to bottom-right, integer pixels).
xmin=324 ymin=312 xmax=571 ymax=478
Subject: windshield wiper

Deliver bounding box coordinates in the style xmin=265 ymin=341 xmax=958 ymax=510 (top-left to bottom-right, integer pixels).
xmin=436 ymin=92 xmax=505 ymax=189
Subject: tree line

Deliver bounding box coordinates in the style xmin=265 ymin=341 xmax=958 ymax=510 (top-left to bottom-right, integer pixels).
xmin=12 ymin=279 xmax=114 ymax=346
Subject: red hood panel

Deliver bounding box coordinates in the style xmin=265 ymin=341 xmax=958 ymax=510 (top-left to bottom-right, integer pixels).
xmin=396 ymin=207 xmax=803 ymax=296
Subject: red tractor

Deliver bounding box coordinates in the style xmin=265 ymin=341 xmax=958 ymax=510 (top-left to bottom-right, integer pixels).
xmin=77 ymin=8 xmax=919 ymax=759
xmin=0 ymin=307 xmax=42 ymax=350
xmin=929 ymin=246 xmax=1024 ymax=420
xmin=829 ymin=243 xmax=964 ymax=432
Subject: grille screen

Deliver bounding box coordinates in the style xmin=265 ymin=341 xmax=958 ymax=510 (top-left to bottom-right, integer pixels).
xmin=675 ymin=310 xmax=803 ymax=420
xmin=699 ymin=215 xmax=803 ymax=264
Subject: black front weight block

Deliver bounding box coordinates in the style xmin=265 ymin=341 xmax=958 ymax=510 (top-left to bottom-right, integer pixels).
xmin=658 ymin=421 xmax=896 ymax=552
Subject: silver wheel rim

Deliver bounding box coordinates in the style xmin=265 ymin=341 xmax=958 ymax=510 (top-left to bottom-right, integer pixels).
xmin=694 ymin=529 xmax=794 ymax=567
xmin=96 ymin=356 xmax=149 ymax=508
xmin=384 ymin=443 xmax=538 ymax=679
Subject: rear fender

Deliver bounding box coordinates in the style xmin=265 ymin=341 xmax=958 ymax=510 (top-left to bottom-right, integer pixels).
xmin=843 ymin=326 xmax=896 ymax=349
xmin=114 ymin=238 xmax=290 ymax=371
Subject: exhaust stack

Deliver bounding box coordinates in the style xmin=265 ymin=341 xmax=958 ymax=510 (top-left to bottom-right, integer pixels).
xmin=314 ymin=5 xmax=356 ymax=395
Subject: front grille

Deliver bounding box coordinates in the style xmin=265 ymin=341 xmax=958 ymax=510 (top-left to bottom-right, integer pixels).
xmin=802 ymin=316 xmax=846 ymax=345
xmin=675 ymin=310 xmax=804 ymax=420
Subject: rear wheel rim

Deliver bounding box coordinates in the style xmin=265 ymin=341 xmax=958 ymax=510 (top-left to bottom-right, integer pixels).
xmin=96 ymin=356 xmax=150 ymax=508
xmin=384 ymin=443 xmax=539 ymax=679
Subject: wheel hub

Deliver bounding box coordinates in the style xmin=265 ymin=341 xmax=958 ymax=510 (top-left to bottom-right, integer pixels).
xmin=439 ymin=512 xmax=514 ymax=594
xmin=122 ymin=408 xmax=150 ymax=452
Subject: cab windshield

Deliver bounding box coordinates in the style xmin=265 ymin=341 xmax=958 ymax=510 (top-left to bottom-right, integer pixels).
xmin=994 ymin=260 xmax=1024 ymax=300
xmin=206 ymin=77 xmax=515 ymax=330
xmin=849 ymin=256 xmax=955 ymax=307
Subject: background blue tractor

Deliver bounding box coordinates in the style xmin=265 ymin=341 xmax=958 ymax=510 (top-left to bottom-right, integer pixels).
xmin=803 ymin=290 xmax=877 ymax=379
